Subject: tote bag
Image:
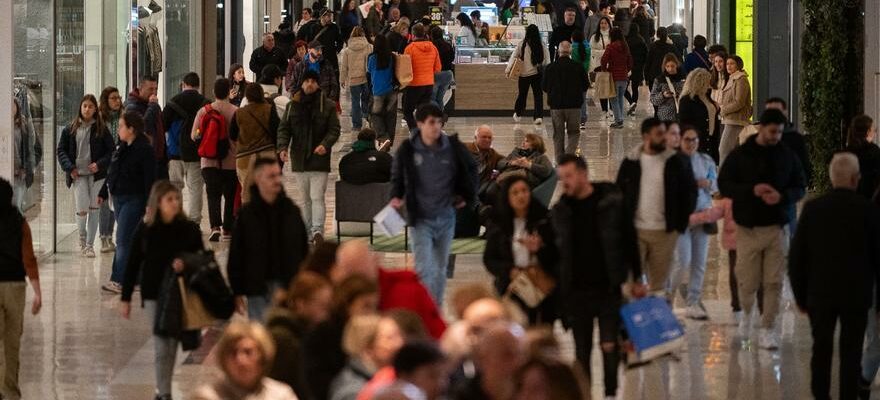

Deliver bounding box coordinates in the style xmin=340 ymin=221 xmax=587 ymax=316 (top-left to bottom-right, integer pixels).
xmin=393 ymin=53 xmax=413 ymax=89
xmin=178 ymin=276 xmax=215 ymax=331
xmin=594 ymin=71 xmax=617 ymax=99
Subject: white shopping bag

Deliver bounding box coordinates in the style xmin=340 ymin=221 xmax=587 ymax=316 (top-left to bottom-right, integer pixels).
xmin=374 ymin=205 xmax=406 ymax=236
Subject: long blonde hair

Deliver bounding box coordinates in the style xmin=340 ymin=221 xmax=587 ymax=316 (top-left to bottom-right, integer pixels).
xmin=680 ymin=69 xmax=712 ymax=99
xmin=143 ymin=180 xmax=186 ymax=226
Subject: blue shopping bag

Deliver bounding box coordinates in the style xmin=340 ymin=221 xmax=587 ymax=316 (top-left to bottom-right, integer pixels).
xmin=620 ymin=296 xmax=685 ymax=362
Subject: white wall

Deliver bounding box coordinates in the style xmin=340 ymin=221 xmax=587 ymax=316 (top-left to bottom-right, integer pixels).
xmin=84 ymin=0 xmax=104 ymax=96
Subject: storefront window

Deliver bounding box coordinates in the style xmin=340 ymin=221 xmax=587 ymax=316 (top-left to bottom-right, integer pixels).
xmin=13 ymin=0 xmax=56 ymax=256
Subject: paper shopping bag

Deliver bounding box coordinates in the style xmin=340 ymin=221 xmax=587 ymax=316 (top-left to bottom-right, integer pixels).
xmin=594 ymin=71 xmax=617 ymax=99
xmin=620 ymin=296 xmax=685 ymax=363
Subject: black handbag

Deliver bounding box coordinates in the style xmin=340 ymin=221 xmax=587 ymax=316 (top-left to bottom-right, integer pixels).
xmin=702 ymin=222 xmax=719 ymax=235
xmin=180 ymin=251 xmax=236 ymax=320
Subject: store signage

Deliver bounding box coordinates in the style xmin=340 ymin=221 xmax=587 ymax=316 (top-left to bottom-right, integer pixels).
xmin=430 ymin=6 xmax=443 ymax=25
xmin=521 ymin=6 xmax=534 ymax=15
xmin=735 ymin=0 xmax=754 ymax=85
xmin=488 ymin=55 xmax=500 ymax=63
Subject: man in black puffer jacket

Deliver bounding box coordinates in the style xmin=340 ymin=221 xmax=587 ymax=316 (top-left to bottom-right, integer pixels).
xmin=543 ymin=41 xmax=589 ymax=160
xmin=552 ymin=154 xmax=644 ymax=399
xmin=163 ymin=72 xmax=210 ymax=225
xmin=227 ymin=158 xmax=310 ymax=322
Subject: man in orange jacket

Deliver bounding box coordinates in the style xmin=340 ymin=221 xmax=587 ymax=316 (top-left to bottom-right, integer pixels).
xmin=402 ymin=23 xmax=441 ymax=130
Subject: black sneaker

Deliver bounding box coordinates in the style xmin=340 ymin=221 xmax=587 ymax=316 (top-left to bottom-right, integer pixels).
xmin=312 ymin=232 xmax=324 ymax=246
xmin=208 ymin=230 xmax=221 ymax=242
xmin=859 ymin=377 xmax=872 ymax=400
xmin=628 ymin=103 xmax=638 ymax=115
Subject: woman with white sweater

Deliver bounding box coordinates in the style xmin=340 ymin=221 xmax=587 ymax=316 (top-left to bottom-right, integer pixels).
xmin=590 ymin=16 xmax=613 ymax=117
xmin=507 ymin=24 xmax=551 ymax=124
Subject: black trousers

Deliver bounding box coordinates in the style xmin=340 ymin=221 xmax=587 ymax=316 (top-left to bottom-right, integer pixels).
xmin=202 ymin=167 xmax=237 ymax=231
xmin=568 ymin=290 xmax=622 ymax=396
xmin=808 ymin=305 xmax=868 ymax=400
xmin=625 ymin=77 xmax=641 ymax=105
xmin=402 ymin=85 xmax=434 ymax=129
xmin=514 ymin=73 xmax=544 ymax=119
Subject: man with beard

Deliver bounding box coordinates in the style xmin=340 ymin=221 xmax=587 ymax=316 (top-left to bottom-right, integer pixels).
xmin=616 ymin=117 xmax=697 ymax=296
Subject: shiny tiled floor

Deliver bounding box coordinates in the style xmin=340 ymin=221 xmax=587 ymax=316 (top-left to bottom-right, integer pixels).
xmin=27 ymin=95 xmax=865 ymax=400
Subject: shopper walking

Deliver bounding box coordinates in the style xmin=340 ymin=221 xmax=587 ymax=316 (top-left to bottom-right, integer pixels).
xmin=454 ymin=12 xmax=482 ymax=47
xmin=616 ymin=117 xmax=696 ymax=295
xmin=97 ymin=87 xmax=123 ymax=252
xmin=765 ymin=97 xmax=812 ymax=189
xmin=0 ymin=178 xmax=42 ymax=400
xmin=844 ymin=115 xmax=880 ymax=200
xmin=10 ymin=100 xmax=36 ymax=213
xmin=649 ymin=53 xmax=685 ymax=121
xmin=682 ymin=35 xmax=711 ymax=74
xmin=508 ymin=25 xmax=550 ymax=125
xmin=340 ymin=0 xmax=359 ymax=44
xmin=340 ymin=27 xmax=373 ymax=133
xmin=289 ymin=41 xmax=340 ymax=109
xmin=430 ymin=25 xmax=456 ymax=112
xmin=601 ymin=27 xmax=633 ymax=129
xmin=367 ymin=35 xmax=399 ymax=146
xmin=402 ymin=24 xmax=441 ymax=130
xmin=304 ymin=9 xmax=344 ymax=69
xmin=631 ymin=5 xmax=655 ymax=46
xmin=192 ymin=322 xmax=299 ymax=400
xmin=386 ymin=19 xmax=410 ymax=54
xmin=124 ymin=75 xmax=167 ymax=179
xmin=718 ymin=109 xmax=806 ymax=349
xmin=678 ymin=69 xmax=717 ymax=156
xmin=625 ymin=24 xmax=649 ymax=115
xmin=98 ymin=112 xmax=156 ymax=294
xmin=231 ymin=83 xmax=281 ymax=204
xmin=228 ymin=158 xmax=310 ymax=322
xmin=544 ymin=41 xmax=589 ymax=159
xmin=553 ymin=154 xmax=645 ymax=398
xmin=118 ymin=180 xmax=204 ymax=400
xmin=483 ymin=175 xmax=558 ymax=325
xmin=192 ymin=78 xmax=239 ymax=242
xmin=570 ymin=29 xmax=591 ymax=128
xmin=250 ymin=33 xmax=289 ymax=83
xmin=789 ymin=152 xmax=880 ymax=400
xmin=277 ymin=70 xmax=342 ymax=245
xmin=57 ymin=94 xmax=115 ymax=258
xmin=645 ymin=27 xmax=680 ymax=92
xmin=549 ymin=7 xmax=581 ymax=62
xmin=164 ymin=72 xmax=210 ymax=225
xmin=668 ymin=127 xmax=717 ymax=319
xmin=589 ymin=16 xmax=612 ymax=117
xmin=389 ymin=103 xmax=478 ymax=306
xmin=718 ymin=54 xmax=751 ymax=165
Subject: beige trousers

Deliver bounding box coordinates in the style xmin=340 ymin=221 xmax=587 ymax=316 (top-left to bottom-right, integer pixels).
xmin=637 ymin=229 xmax=679 ymax=293
xmin=0 ymin=282 xmax=25 ymax=400
xmin=235 ymin=150 xmax=277 ymax=204
xmin=736 ymin=225 xmax=785 ymax=329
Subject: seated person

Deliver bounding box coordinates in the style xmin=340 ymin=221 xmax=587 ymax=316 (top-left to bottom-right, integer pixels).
xmin=496 ymin=133 xmax=553 ymax=188
xmin=339 ymin=128 xmax=393 ymax=185
xmin=466 ymin=125 xmax=504 ymax=186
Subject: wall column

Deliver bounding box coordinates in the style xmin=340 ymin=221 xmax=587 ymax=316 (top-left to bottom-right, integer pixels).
xmin=0 ymin=0 xmax=13 ymax=181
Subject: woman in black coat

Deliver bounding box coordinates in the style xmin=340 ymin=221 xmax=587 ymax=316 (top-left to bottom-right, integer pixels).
xmin=644 ymin=26 xmax=681 ymax=92
xmin=677 ymin=68 xmax=718 ymax=159
xmin=483 ymin=175 xmax=558 ymax=325
xmin=845 ymin=115 xmax=880 ymax=200
xmin=98 ymin=111 xmax=156 ymax=294
xmin=56 ymin=94 xmax=115 ymax=256
xmin=118 ymin=180 xmax=204 ymax=400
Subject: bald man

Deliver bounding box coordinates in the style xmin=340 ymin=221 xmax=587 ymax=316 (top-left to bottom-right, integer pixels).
xmin=451 ymin=322 xmax=527 ymax=400
xmin=465 ymin=125 xmax=503 ymax=185
xmin=789 ymin=152 xmax=880 ymax=400
xmin=335 ymin=240 xmax=447 ymax=338
xmin=543 ymin=40 xmax=589 ymax=161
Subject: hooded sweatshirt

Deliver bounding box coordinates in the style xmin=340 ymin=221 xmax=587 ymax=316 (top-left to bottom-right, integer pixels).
xmin=339 ymin=36 xmax=374 ymax=86
xmin=403 ymin=40 xmax=441 ymax=87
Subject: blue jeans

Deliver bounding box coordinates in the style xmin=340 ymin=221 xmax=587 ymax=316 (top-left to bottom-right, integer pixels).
xmin=668 ymin=226 xmax=710 ymax=305
xmin=580 ymin=93 xmax=590 ymax=123
xmin=611 ymin=80 xmax=628 ymax=124
xmin=144 ymin=300 xmax=179 ymax=398
xmin=349 ymin=83 xmax=370 ymax=130
xmin=864 ymin=287 xmax=880 ymax=382
xmin=110 ymin=195 xmax=146 ymax=283
xmin=432 ymin=70 xmax=455 ymax=111
xmin=247 ymin=281 xmax=281 ymax=323
xmin=410 ymin=207 xmax=456 ymax=306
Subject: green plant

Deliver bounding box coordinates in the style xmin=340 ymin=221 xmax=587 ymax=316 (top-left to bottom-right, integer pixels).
xmin=800 ymin=0 xmax=864 ymax=192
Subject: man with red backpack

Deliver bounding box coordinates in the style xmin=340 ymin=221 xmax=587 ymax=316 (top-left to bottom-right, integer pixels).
xmin=191 ymin=78 xmax=239 ymax=241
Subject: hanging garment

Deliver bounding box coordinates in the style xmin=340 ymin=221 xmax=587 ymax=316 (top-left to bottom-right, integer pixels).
xmin=146 ymin=24 xmax=163 ymax=74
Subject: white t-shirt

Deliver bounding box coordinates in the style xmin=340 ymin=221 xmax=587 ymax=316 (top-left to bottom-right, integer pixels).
xmin=512 ymin=218 xmax=532 ymax=268
xmin=635 ymin=152 xmax=667 ymax=230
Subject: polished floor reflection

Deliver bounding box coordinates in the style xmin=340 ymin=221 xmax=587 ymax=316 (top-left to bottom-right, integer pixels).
xmin=25 ymin=98 xmax=865 ymax=399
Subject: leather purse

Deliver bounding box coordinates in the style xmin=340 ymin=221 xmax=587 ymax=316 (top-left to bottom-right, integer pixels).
xmin=506 ymin=265 xmax=557 ymax=308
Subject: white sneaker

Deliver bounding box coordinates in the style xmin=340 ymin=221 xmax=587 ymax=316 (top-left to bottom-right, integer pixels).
xmin=732 ymin=310 xmax=744 ymax=326
xmin=759 ymin=328 xmax=779 ymax=350
xmin=737 ymin=312 xmax=751 ymax=338
xmin=512 ymin=113 xmax=521 ymax=122
xmin=686 ymin=304 xmax=708 ymax=320
xmin=534 ymin=118 xmax=542 ymax=125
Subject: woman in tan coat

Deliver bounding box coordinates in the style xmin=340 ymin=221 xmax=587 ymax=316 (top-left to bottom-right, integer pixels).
xmin=339 ymin=27 xmax=373 ymax=133
xmin=718 ymin=55 xmax=751 ymax=164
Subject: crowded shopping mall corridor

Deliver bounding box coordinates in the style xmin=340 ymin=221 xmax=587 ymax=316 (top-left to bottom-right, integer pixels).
xmin=22 ymin=96 xmax=829 ymax=399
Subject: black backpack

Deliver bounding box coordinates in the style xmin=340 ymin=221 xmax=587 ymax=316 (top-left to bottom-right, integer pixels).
xmin=180 ymin=250 xmax=235 ymax=320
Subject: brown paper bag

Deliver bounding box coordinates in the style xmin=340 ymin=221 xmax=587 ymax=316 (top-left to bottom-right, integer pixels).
xmin=594 ymin=71 xmax=617 ymax=99
xmin=394 ymin=53 xmax=413 ymax=89
xmin=178 ymin=276 xmax=214 ymax=331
